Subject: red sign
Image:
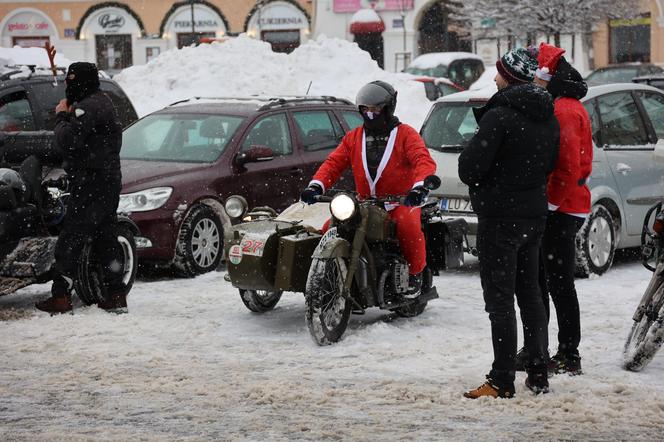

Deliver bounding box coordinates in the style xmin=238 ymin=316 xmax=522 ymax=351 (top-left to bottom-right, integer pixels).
xmin=7 ymin=21 xmax=50 ymax=33
xmin=333 ymin=0 xmax=414 ymax=13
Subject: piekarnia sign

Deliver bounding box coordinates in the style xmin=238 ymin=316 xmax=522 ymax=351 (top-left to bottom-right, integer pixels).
xmin=173 ymin=20 xmax=219 ymax=29
xmin=258 ymin=17 xmax=304 ymax=26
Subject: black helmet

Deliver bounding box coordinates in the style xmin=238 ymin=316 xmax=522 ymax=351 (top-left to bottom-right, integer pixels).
xmin=356 ymin=80 xmax=397 ymax=112
xmin=0 ymin=168 xmax=26 ymax=199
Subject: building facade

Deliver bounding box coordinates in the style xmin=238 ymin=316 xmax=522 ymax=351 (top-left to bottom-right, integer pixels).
xmin=0 ymin=0 xmax=312 ymax=72
xmin=315 ymin=0 xmax=664 ymax=74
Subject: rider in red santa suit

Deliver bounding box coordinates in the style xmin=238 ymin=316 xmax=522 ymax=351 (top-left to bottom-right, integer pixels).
xmin=300 ymin=80 xmax=437 ymax=298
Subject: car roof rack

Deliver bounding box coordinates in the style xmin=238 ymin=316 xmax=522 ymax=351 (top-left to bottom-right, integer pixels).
xmin=167 ymin=95 xmax=354 ymax=109
xmin=0 ymin=64 xmax=67 ymax=81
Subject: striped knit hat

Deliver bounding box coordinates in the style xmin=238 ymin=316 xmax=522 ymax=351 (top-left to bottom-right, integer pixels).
xmin=495 ymin=48 xmax=538 ymax=84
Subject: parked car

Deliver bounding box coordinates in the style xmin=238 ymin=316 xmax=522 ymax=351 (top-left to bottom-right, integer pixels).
xmin=403 ymin=52 xmax=485 ymax=90
xmin=412 ymin=77 xmax=464 ymax=101
xmin=633 ymin=73 xmax=664 ymax=91
xmin=585 ymin=63 xmax=664 ymax=85
xmin=0 ymin=66 xmax=137 ymax=132
xmin=119 ymin=96 xmax=360 ymax=276
xmin=420 ymin=83 xmax=664 ymax=276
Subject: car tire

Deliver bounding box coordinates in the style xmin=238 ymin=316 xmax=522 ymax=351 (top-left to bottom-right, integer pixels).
xmin=174 ymin=205 xmax=223 ymax=277
xmin=575 ymin=204 xmax=616 ymax=278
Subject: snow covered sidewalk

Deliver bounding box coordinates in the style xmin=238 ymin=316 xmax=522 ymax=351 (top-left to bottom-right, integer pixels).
xmin=0 ymin=258 xmax=663 ymax=440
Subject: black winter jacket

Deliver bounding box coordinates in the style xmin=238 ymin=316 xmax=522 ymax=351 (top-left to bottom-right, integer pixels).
xmin=54 ymin=90 xmax=122 ymax=175
xmin=458 ymin=83 xmax=560 ymax=219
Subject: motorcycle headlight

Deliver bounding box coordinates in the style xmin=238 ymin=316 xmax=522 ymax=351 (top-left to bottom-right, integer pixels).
xmin=330 ymin=193 xmax=357 ymax=221
xmin=225 ymin=195 xmax=248 ymax=220
xmin=118 ymin=187 xmax=172 ymax=213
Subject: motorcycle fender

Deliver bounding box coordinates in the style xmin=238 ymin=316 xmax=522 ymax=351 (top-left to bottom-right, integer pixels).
xmin=312 ymin=236 xmax=350 ymax=260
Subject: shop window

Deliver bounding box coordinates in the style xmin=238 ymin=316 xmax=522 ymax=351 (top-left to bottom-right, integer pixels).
xmin=96 ymin=35 xmax=133 ymax=71
xmin=293 ymin=111 xmax=340 ymax=151
xmin=610 ymin=15 xmax=651 ymax=63
xmin=242 ymin=114 xmax=292 ymax=155
xmin=177 ymin=32 xmax=215 ymax=48
xmin=597 ymin=92 xmax=649 ymax=147
xmin=262 ymin=30 xmax=300 ymax=53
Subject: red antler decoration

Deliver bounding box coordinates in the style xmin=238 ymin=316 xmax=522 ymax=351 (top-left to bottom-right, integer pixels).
xmin=44 ymin=41 xmax=58 ymax=85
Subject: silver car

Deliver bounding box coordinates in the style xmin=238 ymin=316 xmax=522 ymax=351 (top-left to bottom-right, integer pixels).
xmin=421 ymin=83 xmax=664 ymax=276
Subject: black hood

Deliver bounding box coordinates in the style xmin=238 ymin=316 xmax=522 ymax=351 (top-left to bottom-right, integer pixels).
xmin=65 ymin=62 xmax=100 ymax=104
xmin=474 ymin=82 xmax=554 ymax=123
xmin=547 ymin=57 xmax=588 ymax=99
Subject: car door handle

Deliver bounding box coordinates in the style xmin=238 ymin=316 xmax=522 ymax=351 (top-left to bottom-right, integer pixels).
xmin=288 ymin=167 xmax=303 ymax=176
xmin=616 ymin=163 xmax=632 ymax=174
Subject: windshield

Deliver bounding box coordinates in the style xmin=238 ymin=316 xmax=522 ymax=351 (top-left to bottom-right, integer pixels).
xmin=421 ymin=103 xmax=480 ymax=152
xmin=121 ymin=113 xmax=244 ymax=163
xmin=586 ymin=67 xmax=639 ymax=84
xmin=404 ymin=64 xmax=449 ymax=78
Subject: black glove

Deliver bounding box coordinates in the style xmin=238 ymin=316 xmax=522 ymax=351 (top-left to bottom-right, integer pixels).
xmin=403 ymin=186 xmax=428 ymax=207
xmin=300 ymin=183 xmax=323 ymax=205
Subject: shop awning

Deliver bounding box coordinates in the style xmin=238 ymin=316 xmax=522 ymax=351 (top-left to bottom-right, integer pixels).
xmin=349 ymin=9 xmax=385 ymax=35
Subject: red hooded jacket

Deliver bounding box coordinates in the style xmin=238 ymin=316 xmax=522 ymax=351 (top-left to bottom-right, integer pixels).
xmin=311 ymin=123 xmax=436 ymax=198
xmin=547 ymin=97 xmax=593 ymax=214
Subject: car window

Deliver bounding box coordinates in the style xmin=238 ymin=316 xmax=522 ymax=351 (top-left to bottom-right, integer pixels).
xmin=121 ymin=113 xmax=244 ymax=162
xmin=636 ymin=91 xmax=664 ymax=140
xmin=26 ymin=82 xmax=64 ymax=130
xmin=587 ymin=68 xmax=639 ymax=84
xmin=341 ymin=111 xmax=363 ymax=131
xmin=100 ymin=81 xmax=138 ymax=128
xmin=438 ymin=82 xmax=461 ymax=96
xmin=597 ymin=92 xmax=649 ymax=146
xmin=449 ymin=60 xmax=480 ymax=88
xmin=583 ymin=99 xmax=602 ymax=146
xmin=293 ymin=111 xmax=339 ymax=151
xmin=0 ymin=91 xmax=35 ymax=131
xmin=241 ymin=113 xmax=292 ymax=155
xmin=421 ymin=103 xmax=478 ymax=152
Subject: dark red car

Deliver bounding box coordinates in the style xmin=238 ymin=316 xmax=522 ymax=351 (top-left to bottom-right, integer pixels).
xmin=120 ymin=96 xmax=361 ymax=276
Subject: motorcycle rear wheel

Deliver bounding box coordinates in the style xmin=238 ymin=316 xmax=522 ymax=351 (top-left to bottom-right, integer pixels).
xmin=623 ymin=272 xmax=664 ymax=371
xmin=305 ymin=257 xmax=351 ymax=345
xmin=239 ymin=289 xmax=282 ymax=313
xmin=76 ymin=225 xmax=137 ymax=306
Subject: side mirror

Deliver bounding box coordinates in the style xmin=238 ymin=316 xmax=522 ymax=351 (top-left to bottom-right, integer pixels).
xmin=654 ymin=138 xmax=664 ymax=163
xmin=423 ymin=175 xmax=441 ymax=191
xmin=235 ymin=146 xmax=275 ymax=166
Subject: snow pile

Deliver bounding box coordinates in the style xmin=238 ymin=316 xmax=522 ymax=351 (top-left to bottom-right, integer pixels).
xmin=114 ymin=35 xmax=430 ymax=128
xmin=0 ymin=46 xmax=71 ymax=69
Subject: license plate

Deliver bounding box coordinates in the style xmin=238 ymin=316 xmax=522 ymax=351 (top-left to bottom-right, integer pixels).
xmin=440 ymin=197 xmax=473 ymax=213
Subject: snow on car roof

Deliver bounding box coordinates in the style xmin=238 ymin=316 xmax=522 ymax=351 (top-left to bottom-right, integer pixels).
xmin=408 ymin=52 xmax=483 ymax=69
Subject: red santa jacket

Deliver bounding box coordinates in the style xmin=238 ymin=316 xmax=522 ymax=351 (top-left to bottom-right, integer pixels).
xmin=311 ymin=123 xmax=436 ymax=198
xmin=548 ymin=97 xmax=593 ymax=214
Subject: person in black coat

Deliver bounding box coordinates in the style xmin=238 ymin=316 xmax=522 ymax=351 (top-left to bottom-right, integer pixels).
xmin=460 ymin=48 xmax=560 ymax=399
xmin=35 ymin=62 xmax=127 ymax=314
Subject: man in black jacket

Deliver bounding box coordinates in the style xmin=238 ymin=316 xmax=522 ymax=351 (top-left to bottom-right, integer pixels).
xmin=460 ymin=48 xmax=560 ymax=398
xmin=36 ymin=62 xmax=127 ymax=314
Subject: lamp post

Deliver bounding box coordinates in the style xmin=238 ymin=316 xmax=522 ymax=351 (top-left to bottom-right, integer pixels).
xmin=190 ymin=0 xmax=196 ymax=43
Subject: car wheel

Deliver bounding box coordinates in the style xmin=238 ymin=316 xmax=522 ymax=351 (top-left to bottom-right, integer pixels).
xmin=576 ymin=204 xmax=616 ymax=278
xmin=174 ymin=205 xmax=223 ymax=277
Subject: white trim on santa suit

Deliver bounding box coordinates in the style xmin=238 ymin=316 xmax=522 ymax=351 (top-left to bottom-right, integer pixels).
xmin=361 ymin=126 xmax=399 ymax=198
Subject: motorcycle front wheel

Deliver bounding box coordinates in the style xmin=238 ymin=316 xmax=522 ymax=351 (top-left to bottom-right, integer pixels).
xmin=623 ymin=269 xmax=664 ymax=371
xmin=305 ymin=257 xmax=351 ymax=345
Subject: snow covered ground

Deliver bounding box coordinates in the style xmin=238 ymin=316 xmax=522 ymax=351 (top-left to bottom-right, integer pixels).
xmin=1 ymin=256 xmax=663 ymax=440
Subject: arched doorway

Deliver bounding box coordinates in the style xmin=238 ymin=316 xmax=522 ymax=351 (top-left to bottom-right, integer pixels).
xmin=417 ymin=1 xmax=471 ymax=54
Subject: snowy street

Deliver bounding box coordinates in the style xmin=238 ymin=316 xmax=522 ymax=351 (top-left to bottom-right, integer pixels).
xmin=1 ymin=256 xmax=663 ymax=440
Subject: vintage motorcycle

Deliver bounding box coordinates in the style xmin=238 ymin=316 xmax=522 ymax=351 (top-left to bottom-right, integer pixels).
xmin=304 ymin=175 xmax=444 ymax=345
xmin=0 ymin=133 xmax=138 ymax=305
xmin=623 ymin=201 xmax=664 ymax=371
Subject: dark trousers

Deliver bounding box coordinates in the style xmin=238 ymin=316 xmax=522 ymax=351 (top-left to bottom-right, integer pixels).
xmin=541 ymin=211 xmax=584 ymax=356
xmin=477 ymin=217 xmax=548 ymax=387
xmin=52 ymin=171 xmax=123 ymax=297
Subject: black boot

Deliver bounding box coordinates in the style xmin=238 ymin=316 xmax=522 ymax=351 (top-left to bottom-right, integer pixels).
xmin=515 ymin=347 xmax=528 ymax=372
xmin=525 ymin=369 xmax=549 ymax=395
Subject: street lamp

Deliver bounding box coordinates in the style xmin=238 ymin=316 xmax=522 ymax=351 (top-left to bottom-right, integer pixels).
xmin=190 ymin=0 xmax=196 ymax=44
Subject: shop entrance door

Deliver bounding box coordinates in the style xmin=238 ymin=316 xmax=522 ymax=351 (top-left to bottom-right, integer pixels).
xmin=96 ymin=34 xmax=132 ymax=71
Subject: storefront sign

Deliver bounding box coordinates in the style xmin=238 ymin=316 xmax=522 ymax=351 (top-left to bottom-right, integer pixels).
xmin=248 ymin=1 xmax=309 ymax=31
xmin=165 ymin=5 xmax=226 ymax=34
xmin=3 ymin=11 xmax=52 ymax=36
xmin=81 ymin=7 xmax=138 ymax=35
xmin=333 ymin=0 xmax=414 ymax=13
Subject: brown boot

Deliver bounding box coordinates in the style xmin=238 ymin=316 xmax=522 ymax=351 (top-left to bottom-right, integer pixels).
xmin=98 ymin=292 xmax=128 ymax=314
xmin=464 ymin=378 xmax=515 ymax=399
xmin=35 ymin=295 xmax=72 ymax=314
